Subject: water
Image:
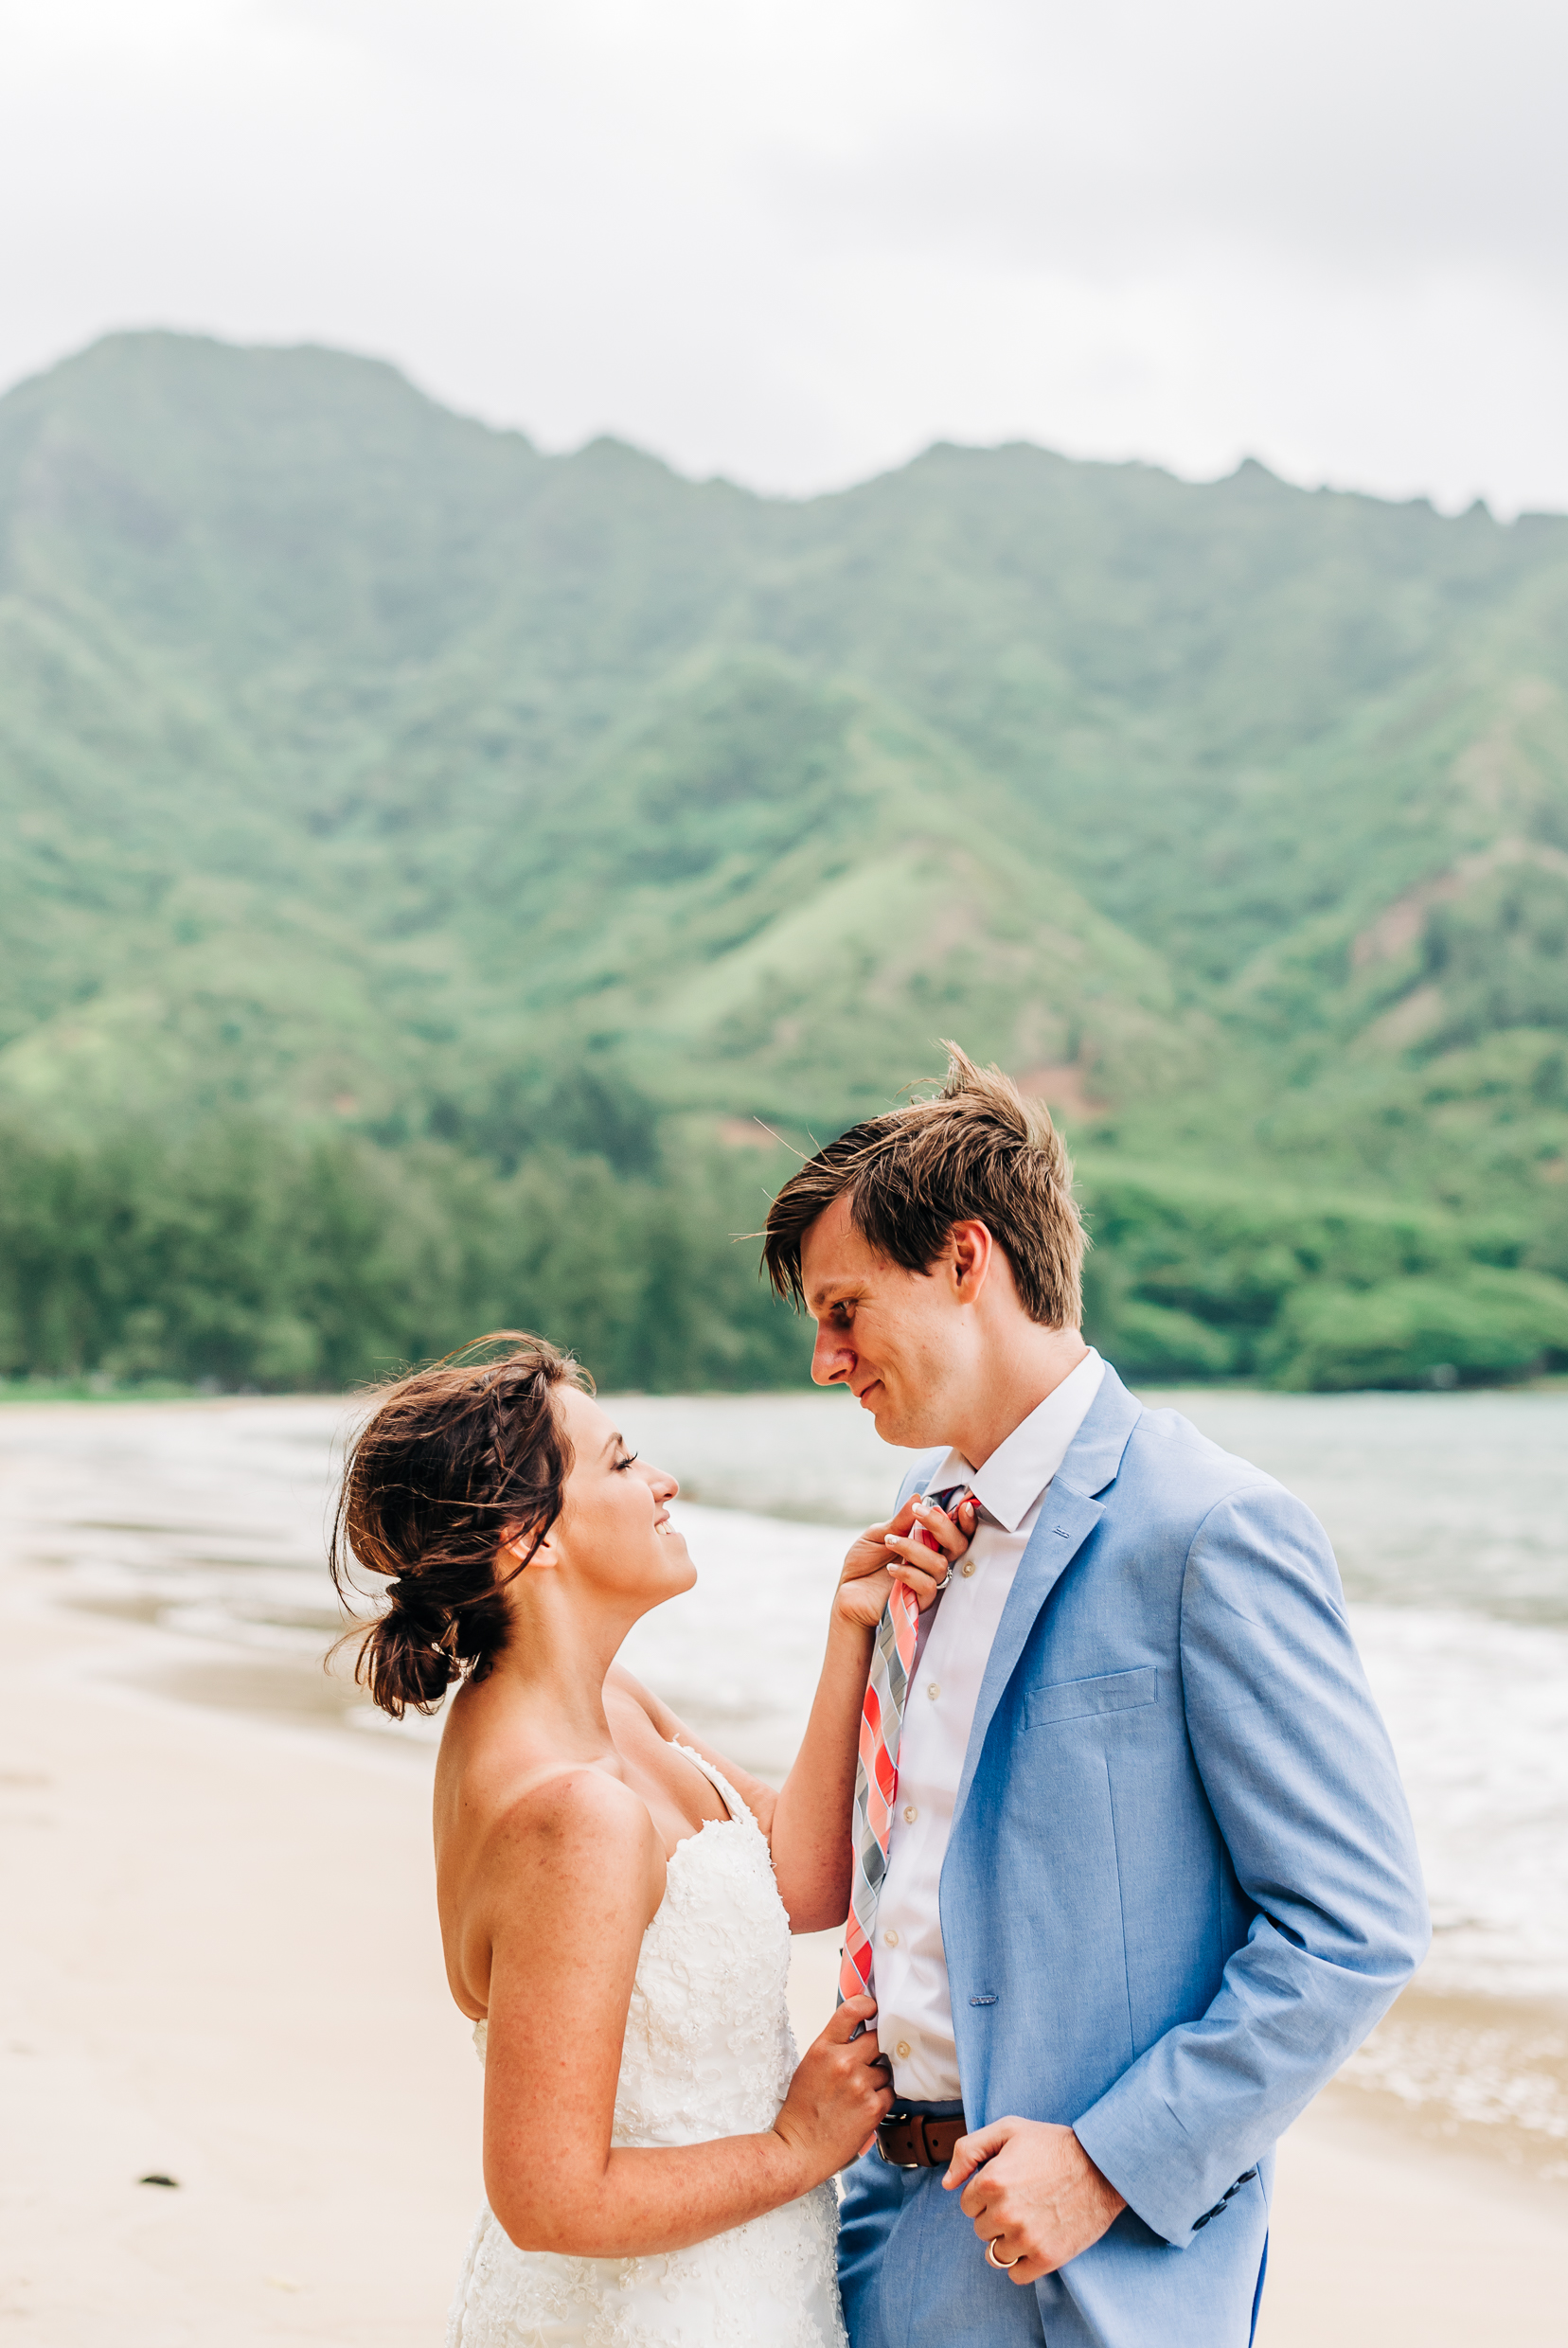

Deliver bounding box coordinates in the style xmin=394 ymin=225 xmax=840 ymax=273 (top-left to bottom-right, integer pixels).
xmin=2 ymin=1384 xmax=1566 ymax=2155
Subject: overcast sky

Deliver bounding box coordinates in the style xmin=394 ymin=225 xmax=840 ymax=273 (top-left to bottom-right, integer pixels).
xmin=2 ymin=0 xmax=1564 ymax=511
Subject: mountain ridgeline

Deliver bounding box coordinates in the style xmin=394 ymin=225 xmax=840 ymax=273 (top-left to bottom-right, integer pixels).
xmin=3 ymin=331 xmax=1567 ymax=1393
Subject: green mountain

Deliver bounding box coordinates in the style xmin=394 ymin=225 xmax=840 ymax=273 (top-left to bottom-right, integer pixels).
xmin=3 ymin=329 xmax=1566 ymax=1392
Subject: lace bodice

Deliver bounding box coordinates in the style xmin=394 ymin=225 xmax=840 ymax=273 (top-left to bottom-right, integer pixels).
xmin=448 ymin=1745 xmax=846 ymax=2348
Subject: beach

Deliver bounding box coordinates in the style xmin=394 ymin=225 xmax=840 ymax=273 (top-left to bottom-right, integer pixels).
xmin=2 ymin=1394 xmax=1565 ymax=2342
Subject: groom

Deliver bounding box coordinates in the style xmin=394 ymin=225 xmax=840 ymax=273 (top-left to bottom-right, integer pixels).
xmin=762 ymin=1048 xmax=1428 ymax=2348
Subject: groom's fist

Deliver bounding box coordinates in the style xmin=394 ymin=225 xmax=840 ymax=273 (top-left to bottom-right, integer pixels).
xmin=943 ymin=2117 xmax=1126 ymax=2282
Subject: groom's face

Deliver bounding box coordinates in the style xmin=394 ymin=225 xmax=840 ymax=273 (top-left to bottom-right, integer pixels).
xmin=799 ymin=1194 xmax=972 ymax=1447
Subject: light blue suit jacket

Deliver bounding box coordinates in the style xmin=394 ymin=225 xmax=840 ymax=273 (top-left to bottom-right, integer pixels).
xmin=838 ymin=1364 xmax=1429 ymax=2348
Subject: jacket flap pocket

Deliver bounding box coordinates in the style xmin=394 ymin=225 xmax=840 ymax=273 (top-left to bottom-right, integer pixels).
xmin=1025 ymin=1665 xmax=1157 ymax=1728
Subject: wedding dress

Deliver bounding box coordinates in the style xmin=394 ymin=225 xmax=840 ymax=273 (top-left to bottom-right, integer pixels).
xmin=446 ymin=1745 xmax=847 ymax=2348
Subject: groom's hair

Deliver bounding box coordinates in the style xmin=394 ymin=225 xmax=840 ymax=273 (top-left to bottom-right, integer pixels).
xmin=762 ymin=1042 xmax=1085 ymax=1328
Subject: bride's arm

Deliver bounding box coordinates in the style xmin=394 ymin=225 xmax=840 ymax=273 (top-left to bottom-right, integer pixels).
xmin=620 ymin=1496 xmax=973 ymax=1931
xmin=479 ymin=1769 xmax=890 ymax=2257
xmin=765 ymin=1493 xmax=973 ymax=1928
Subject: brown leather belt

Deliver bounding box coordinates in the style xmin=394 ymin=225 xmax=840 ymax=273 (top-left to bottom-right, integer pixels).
xmin=875 ymin=2108 xmax=967 ymax=2168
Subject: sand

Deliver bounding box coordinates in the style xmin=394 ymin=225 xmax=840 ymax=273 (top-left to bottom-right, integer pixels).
xmin=2 ymin=1568 xmax=1563 ymax=2345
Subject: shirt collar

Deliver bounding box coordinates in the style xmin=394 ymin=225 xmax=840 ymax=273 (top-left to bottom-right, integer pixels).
xmin=923 ymin=1348 xmax=1106 ymax=1535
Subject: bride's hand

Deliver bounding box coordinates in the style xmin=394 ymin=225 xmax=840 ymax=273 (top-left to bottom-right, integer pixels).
xmin=834 ymin=1493 xmax=976 ymax=1631
xmin=773 ymin=1995 xmax=895 ymax=2183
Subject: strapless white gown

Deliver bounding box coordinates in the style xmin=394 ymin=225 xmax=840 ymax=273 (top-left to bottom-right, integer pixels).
xmin=446 ymin=1746 xmax=846 ymax=2348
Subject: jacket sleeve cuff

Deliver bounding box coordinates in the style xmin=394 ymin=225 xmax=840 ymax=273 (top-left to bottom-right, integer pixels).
xmin=1074 ymin=2082 xmax=1209 ymax=2249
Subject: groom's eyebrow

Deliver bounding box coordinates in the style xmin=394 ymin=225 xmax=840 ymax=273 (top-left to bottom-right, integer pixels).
xmin=808 ymin=1278 xmax=856 ymax=1312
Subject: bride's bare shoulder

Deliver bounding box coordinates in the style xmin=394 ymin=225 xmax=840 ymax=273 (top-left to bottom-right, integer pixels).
xmin=438 ymin=1747 xmax=662 ymax=1990
xmin=501 ymin=1760 xmax=656 ymax=1856
xmin=437 ymin=1689 xmax=656 ymax=1875
xmin=454 ymin=1744 xmax=656 ymax=1864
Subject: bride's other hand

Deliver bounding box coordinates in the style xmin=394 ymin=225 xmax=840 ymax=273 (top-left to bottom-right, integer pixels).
xmin=773 ymin=1995 xmax=895 ymax=2182
xmin=834 ymin=1493 xmax=976 ymax=1629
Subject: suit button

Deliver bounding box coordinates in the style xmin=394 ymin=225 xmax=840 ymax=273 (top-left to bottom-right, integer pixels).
xmin=883 ymin=1928 xmax=900 ymax=1947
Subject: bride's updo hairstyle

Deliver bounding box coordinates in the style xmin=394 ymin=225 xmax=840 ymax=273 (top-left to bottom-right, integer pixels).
xmin=330 ymin=1332 xmax=591 ymax=1719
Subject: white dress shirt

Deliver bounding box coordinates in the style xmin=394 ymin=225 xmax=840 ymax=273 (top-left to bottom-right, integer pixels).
xmin=870 ymin=1347 xmax=1106 ymax=2102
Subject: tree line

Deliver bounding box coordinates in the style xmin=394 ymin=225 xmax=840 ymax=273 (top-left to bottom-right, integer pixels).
xmin=4 ymin=1114 xmax=1566 ymax=1396
xmin=0 ymin=1116 xmax=806 ymax=1394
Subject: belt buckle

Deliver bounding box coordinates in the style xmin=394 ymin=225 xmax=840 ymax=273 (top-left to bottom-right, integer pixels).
xmin=875 ymin=2111 xmax=920 ymax=2168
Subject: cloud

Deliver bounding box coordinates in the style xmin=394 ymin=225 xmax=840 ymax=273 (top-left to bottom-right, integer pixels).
xmin=0 ymin=0 xmax=1562 ymax=510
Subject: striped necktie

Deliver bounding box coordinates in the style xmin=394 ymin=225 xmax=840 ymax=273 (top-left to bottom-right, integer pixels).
xmin=839 ymin=1485 xmax=970 ymax=2007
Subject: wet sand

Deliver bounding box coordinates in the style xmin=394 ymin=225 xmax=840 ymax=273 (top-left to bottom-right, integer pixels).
xmin=1 ymin=1563 xmax=1562 ymax=2345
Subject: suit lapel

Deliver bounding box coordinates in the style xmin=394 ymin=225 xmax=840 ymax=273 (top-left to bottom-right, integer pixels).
xmin=951 ymin=1366 xmax=1143 ymax=1831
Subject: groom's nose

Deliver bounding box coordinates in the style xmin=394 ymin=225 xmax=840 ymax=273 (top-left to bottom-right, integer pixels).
xmin=811 ymin=1323 xmax=854 ymax=1384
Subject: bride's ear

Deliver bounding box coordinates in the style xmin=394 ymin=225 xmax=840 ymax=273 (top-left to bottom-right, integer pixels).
xmin=499 ymin=1518 xmax=560 ymax=1576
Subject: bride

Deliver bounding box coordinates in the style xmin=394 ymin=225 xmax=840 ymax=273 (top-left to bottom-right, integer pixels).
xmin=330 ymin=1334 xmax=971 ymax=2347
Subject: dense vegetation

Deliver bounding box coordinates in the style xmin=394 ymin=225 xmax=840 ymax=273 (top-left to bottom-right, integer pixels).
xmin=2 ymin=331 xmax=1566 ymax=1391
xmin=0 ymin=1113 xmax=799 ymax=1393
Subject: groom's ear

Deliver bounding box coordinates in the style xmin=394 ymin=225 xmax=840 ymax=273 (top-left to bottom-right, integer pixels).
xmin=946 ymin=1219 xmax=995 ymax=1301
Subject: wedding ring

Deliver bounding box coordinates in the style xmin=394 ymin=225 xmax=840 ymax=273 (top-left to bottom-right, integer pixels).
xmin=987 ymin=2238 xmax=1022 ymax=2270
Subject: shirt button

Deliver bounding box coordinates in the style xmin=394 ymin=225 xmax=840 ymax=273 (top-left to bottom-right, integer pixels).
xmin=926 ymin=1681 xmax=940 ymax=1699
xmin=960 ymin=1559 xmax=976 ymax=1577
xmin=903 ymin=1804 xmax=918 ymax=1823
xmin=883 ymin=1928 xmax=900 ymax=1947
xmin=896 ymin=2041 xmax=911 ymax=2061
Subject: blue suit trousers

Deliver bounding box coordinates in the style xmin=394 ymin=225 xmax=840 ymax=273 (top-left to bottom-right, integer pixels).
xmin=839 ymin=2149 xmax=1271 ymax=2348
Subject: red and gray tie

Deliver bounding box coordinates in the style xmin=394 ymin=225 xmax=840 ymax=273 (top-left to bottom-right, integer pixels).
xmin=839 ymin=1486 xmax=970 ymax=2007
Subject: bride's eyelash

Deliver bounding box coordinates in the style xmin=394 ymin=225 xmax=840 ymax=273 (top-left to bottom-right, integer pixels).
xmin=615 ymin=1450 xmax=639 ymax=1471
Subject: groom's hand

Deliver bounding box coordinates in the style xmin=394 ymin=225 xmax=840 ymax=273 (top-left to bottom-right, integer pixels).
xmin=943 ymin=2117 xmax=1126 ymax=2282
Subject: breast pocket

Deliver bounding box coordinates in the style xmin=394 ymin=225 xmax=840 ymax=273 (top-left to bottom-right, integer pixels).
xmin=1024 ymin=1665 xmax=1158 ymax=1729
